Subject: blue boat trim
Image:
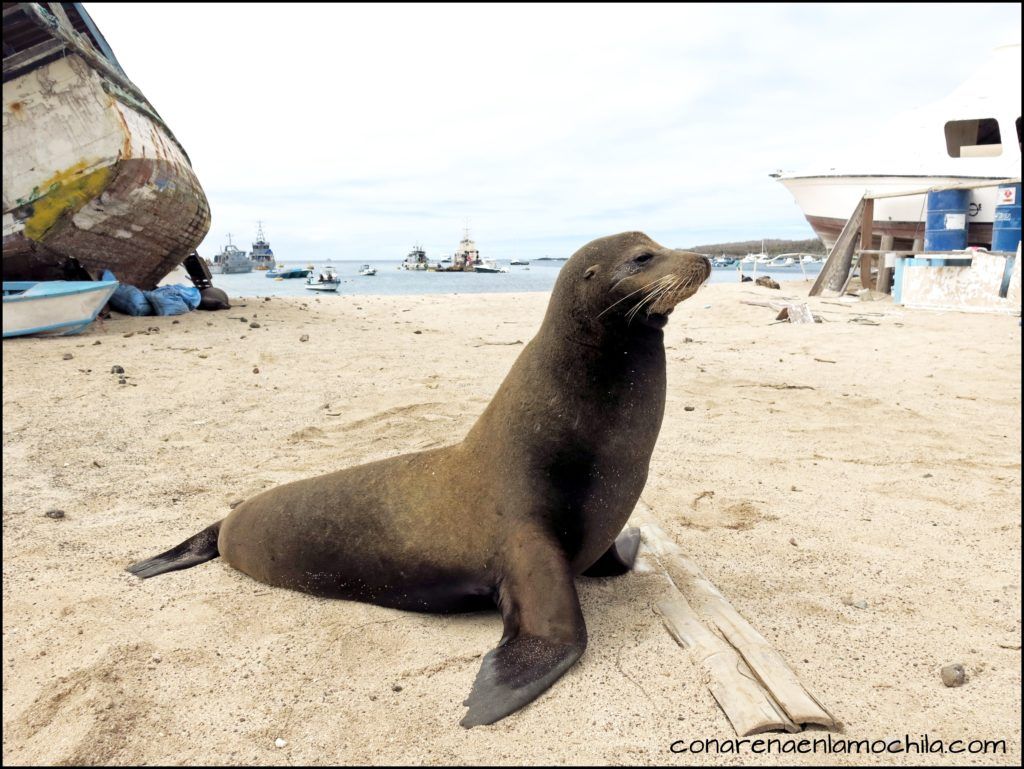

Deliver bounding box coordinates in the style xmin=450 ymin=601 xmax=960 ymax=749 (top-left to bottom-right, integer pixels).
xmin=4 ymin=318 xmax=94 ymax=337
xmin=2 ymin=280 xmax=120 ymax=302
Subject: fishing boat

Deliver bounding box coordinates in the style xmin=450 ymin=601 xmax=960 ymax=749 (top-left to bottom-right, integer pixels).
xmin=3 ymin=279 xmax=118 ymax=338
xmin=452 ymin=227 xmax=481 ymax=270
xmin=773 ymin=43 xmax=1021 ymax=250
xmin=400 ymin=245 xmax=429 ymax=270
xmin=209 ymin=234 xmax=252 ymax=274
xmin=3 ymin=3 xmax=210 ymax=288
xmin=358 ymin=264 xmax=377 ymax=276
xmin=250 ymin=221 xmax=275 ymax=270
xmin=305 ymin=267 xmax=340 ymax=292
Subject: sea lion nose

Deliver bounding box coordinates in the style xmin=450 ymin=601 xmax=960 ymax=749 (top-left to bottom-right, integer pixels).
xmin=699 ymin=254 xmax=712 ymax=280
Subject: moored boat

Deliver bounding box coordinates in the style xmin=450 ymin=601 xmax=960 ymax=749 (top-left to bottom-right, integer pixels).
xmin=400 ymin=245 xmax=429 ymax=270
xmin=473 ymin=259 xmax=508 ymax=273
xmin=267 ymin=265 xmax=311 ymax=279
xmin=250 ymin=221 xmax=275 ymax=270
xmin=306 ymin=267 xmax=340 ymax=292
xmin=3 ymin=279 xmax=118 ymax=337
xmin=358 ymin=264 xmax=377 ymax=276
xmin=210 ymin=234 xmax=252 ymax=274
xmin=3 ymin=3 xmax=210 ymax=288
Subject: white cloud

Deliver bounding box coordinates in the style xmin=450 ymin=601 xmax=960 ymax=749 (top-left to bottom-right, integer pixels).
xmin=82 ymin=2 xmax=1021 ymax=259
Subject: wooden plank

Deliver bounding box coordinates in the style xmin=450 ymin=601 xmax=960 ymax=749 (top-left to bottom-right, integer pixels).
xmin=868 ymin=176 xmax=1021 ymax=200
xmin=657 ymin=591 xmax=800 ymax=736
xmin=858 ymin=198 xmax=875 ymax=290
xmin=633 ymin=510 xmax=836 ymax=734
xmin=875 ymin=235 xmax=895 ymax=293
xmin=810 ymin=196 xmax=866 ymax=296
xmin=660 ymin=550 xmax=836 ymax=729
xmin=1 ymin=38 xmax=64 ymax=76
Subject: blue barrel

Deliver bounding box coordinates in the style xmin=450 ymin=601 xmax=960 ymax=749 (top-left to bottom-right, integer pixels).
xmin=992 ymin=183 xmax=1022 ymax=253
xmin=924 ymin=189 xmax=970 ymax=251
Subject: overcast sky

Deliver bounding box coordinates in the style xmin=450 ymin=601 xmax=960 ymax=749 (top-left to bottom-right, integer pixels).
xmin=84 ymin=2 xmax=1021 ymax=261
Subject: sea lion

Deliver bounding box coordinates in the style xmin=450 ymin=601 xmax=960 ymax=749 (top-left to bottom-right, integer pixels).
xmin=127 ymin=231 xmax=711 ymax=727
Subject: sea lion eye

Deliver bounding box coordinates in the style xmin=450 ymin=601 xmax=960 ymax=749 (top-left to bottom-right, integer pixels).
xmin=634 ymin=253 xmax=653 ymax=264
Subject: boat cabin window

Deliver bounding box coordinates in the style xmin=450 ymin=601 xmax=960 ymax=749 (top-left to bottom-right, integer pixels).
xmin=944 ymin=118 xmax=1002 ymax=158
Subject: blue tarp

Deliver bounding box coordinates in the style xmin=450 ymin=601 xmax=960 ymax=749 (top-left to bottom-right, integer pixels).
xmin=103 ymin=270 xmax=201 ymax=316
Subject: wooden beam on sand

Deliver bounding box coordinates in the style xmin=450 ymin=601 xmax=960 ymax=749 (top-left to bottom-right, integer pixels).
xmin=632 ymin=506 xmax=836 ymax=736
xmin=811 ymin=196 xmax=866 ymax=297
xmin=858 ymin=198 xmax=876 ymax=291
xmin=875 ymin=235 xmax=895 ymax=294
xmin=657 ymin=588 xmax=799 ymax=735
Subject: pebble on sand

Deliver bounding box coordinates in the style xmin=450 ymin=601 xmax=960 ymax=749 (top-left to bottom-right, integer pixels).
xmin=275 ymin=738 xmax=287 ymax=749
xmin=941 ymin=663 xmax=966 ymax=687
xmin=62 ymin=353 xmax=73 ymax=360
xmin=44 ymin=509 xmax=66 ymax=519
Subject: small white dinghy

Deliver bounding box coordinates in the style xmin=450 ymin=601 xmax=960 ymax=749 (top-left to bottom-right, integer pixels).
xmin=3 ymin=280 xmax=119 ymax=338
xmin=305 ymin=268 xmax=340 ymax=292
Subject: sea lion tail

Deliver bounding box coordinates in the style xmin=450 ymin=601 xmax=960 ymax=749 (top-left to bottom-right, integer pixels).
xmin=126 ymin=521 xmax=222 ymax=579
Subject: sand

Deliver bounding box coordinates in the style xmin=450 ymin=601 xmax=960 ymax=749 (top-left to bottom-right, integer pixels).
xmin=2 ymin=282 xmax=1021 ymax=765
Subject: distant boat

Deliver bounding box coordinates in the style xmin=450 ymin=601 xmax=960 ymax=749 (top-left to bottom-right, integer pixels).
xmin=510 ymin=259 xmax=530 ymax=265
xmin=401 ymin=245 xmax=430 ymax=271
xmin=210 ymin=234 xmax=252 ymax=274
xmin=453 ymin=227 xmax=482 ymax=270
xmin=250 ymin=221 xmax=275 ymax=270
xmin=358 ymin=264 xmax=377 ymax=276
xmin=3 ymin=280 xmax=119 ymax=338
xmin=3 ymin=4 xmax=210 ymax=289
xmin=306 ymin=267 xmax=340 ymax=292
xmin=267 ymin=265 xmax=310 ymax=279
xmin=473 ymin=260 xmax=508 ymax=273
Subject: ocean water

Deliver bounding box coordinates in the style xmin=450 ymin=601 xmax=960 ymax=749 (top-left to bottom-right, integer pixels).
xmin=212 ymin=259 xmax=822 ymax=297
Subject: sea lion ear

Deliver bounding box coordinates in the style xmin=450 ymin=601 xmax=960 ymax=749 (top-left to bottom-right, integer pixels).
xmin=583 ymin=265 xmax=600 ymax=280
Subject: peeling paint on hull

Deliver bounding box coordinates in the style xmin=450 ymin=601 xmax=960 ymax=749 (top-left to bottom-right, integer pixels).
xmin=3 ymin=52 xmax=210 ymax=289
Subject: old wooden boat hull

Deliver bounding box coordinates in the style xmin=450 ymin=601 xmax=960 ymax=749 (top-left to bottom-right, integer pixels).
xmin=2 ymin=3 xmax=211 ymax=289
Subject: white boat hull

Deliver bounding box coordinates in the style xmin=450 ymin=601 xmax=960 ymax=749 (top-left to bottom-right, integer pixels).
xmin=777 ymin=175 xmax=1004 ymax=250
xmin=3 ymin=281 xmax=118 ymax=337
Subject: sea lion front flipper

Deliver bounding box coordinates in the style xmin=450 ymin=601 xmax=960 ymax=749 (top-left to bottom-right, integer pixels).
xmin=582 ymin=526 xmax=641 ymax=578
xmin=460 ymin=532 xmax=587 ymax=728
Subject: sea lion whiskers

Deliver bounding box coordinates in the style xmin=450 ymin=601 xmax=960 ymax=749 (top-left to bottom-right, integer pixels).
xmin=626 ymin=275 xmax=684 ymax=324
xmin=597 ymin=274 xmax=674 ymax=320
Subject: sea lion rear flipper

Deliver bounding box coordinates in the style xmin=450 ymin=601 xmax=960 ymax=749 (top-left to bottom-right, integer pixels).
xmin=460 ymin=532 xmax=587 ymax=728
xmin=582 ymin=526 xmax=641 ymax=577
xmin=126 ymin=522 xmax=222 ymax=579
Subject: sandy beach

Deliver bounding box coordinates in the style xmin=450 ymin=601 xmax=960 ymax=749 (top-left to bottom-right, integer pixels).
xmin=2 ymin=281 xmax=1020 ymax=765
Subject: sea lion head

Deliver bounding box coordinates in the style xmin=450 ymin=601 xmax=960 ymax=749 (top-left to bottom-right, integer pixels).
xmin=554 ymin=231 xmax=711 ymax=331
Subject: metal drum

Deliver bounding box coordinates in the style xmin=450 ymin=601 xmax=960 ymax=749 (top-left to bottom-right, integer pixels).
xmin=992 ymin=183 xmax=1022 ymax=253
xmin=924 ymin=189 xmax=970 ymax=251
